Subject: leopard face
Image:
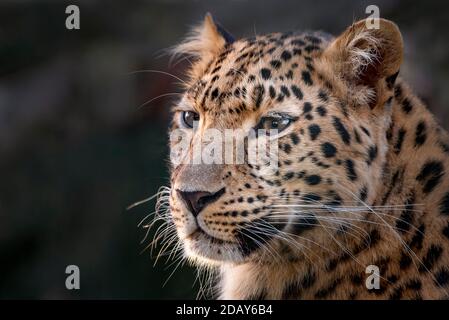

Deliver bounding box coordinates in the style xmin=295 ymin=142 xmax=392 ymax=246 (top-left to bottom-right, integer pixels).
xmin=167 ymin=15 xmax=403 ymax=266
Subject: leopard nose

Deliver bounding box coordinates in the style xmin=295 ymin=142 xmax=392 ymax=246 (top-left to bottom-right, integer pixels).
xmin=176 ymin=188 xmax=225 ymax=217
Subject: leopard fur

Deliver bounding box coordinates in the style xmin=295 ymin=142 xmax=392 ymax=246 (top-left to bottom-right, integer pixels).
xmin=163 ymin=14 xmax=449 ymax=299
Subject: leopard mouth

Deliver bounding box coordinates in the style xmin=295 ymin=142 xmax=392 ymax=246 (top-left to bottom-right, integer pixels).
xmin=184 ymin=228 xmax=246 ymax=263
xmin=183 ymin=216 xmax=287 ymax=263
xmin=187 ymin=228 xmax=235 ymax=245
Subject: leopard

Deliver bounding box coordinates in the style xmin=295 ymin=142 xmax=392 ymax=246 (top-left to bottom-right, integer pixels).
xmin=158 ymin=13 xmax=449 ymax=299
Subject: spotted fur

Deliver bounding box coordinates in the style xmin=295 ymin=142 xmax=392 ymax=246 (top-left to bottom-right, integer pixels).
xmin=164 ymin=14 xmax=449 ymax=299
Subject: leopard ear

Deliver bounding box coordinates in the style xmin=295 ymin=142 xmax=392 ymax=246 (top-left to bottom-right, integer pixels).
xmin=173 ymin=13 xmax=234 ymax=60
xmin=322 ymin=19 xmax=403 ymax=108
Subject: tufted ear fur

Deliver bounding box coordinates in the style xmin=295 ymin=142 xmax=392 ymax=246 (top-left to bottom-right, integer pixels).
xmin=172 ymin=13 xmax=234 ymax=62
xmin=320 ymin=19 xmax=403 ymax=108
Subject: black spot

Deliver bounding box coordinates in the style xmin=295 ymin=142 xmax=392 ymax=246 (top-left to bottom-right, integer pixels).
xmin=306 ymin=175 xmax=321 ymax=185
xmin=282 ymin=271 xmax=316 ymax=299
xmin=387 ymin=275 xmax=399 ymax=284
xmin=305 ymin=35 xmax=321 ymax=44
xmin=235 ymin=52 xmax=249 ymax=63
xmin=321 ymin=142 xmax=337 ymax=158
xmin=338 ymin=102 xmax=349 ymax=117
xmin=416 ymin=161 xmax=444 ymax=194
xmin=410 ymin=224 xmax=425 ymax=250
xmin=419 ymin=244 xmax=443 ymax=272
xmin=244 ymin=183 xmax=251 ymax=189
xmin=314 ymin=278 xmax=342 ymax=299
xmin=359 ymin=186 xmax=368 ymax=202
xmin=386 ymin=71 xmax=399 ymax=89
xmin=280 ymin=85 xmax=290 ymax=97
xmin=302 ymin=193 xmax=321 ymax=202
xmin=434 ymin=268 xmax=449 ymax=286
xmin=394 ymin=85 xmax=402 ymax=99
xmin=281 ymin=282 xmax=300 ymax=300
xmin=297 ymin=170 xmax=306 ymax=179
xmin=303 ymin=102 xmax=313 ymax=113
xmin=301 ymin=71 xmax=313 ymax=86
xmin=366 ymin=145 xmax=378 ymax=165
xmin=281 ymin=143 xmax=292 ymax=154
xmin=283 ymin=172 xmax=294 ymax=180
xmin=281 ymin=50 xmax=292 ymax=61
xmin=290 ymin=85 xmax=303 ymax=100
xmin=350 ymin=273 xmax=363 ymax=285
xmin=305 ymin=45 xmax=319 ymax=53
xmin=300 ymin=271 xmax=316 ymax=288
xmin=293 ymin=48 xmax=302 ymax=55
xmin=440 ymin=141 xmax=449 ymax=154
xmin=325 ymin=191 xmax=342 ymax=206
xmin=318 ymin=91 xmax=328 ymax=102
xmin=211 ymin=75 xmax=219 ymax=82
xmin=212 ymin=65 xmax=222 ymax=74
xmin=399 ymin=252 xmax=412 ymax=269
xmin=415 ymin=121 xmax=427 ymax=147
xmin=344 ymin=159 xmax=357 ymax=181
xmin=402 ymin=98 xmax=413 ymax=114
xmin=211 ymin=88 xmax=219 ymax=99
xmin=268 ymin=85 xmax=276 ymax=99
xmin=290 ymin=133 xmax=300 ymax=145
xmin=260 ymin=68 xmax=271 ymax=80
xmin=237 ymin=217 xmax=281 ymax=256
xmin=270 ymin=59 xmax=282 ymax=69
xmin=316 ymin=106 xmax=327 ymax=117
xmin=308 ymin=124 xmax=321 ymax=140
xmin=406 ymin=279 xmax=422 ymax=290
xmin=441 ymin=193 xmax=449 ymax=216
xmin=443 ymin=222 xmax=449 ymax=240
xmin=253 ymin=85 xmax=265 ymax=109
xmin=396 ymin=192 xmax=415 ymax=233
xmin=354 ymin=129 xmax=362 ymax=144
xmin=332 ymin=117 xmax=351 ymax=145
xmin=291 ymin=38 xmax=305 ymax=46
xmin=394 ymin=128 xmax=406 ymax=154
xmin=361 ymin=126 xmax=371 ymax=137
xmin=291 ymin=214 xmax=318 ymax=235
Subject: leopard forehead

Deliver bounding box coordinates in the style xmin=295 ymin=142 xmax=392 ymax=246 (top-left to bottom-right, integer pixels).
xmin=182 ymin=31 xmax=333 ymax=121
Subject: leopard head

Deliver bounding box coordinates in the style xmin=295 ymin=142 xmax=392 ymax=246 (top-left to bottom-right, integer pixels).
xmin=166 ymin=14 xmax=403 ymax=266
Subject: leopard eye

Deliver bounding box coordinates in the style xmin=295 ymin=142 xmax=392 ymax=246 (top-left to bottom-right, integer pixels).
xmin=255 ymin=115 xmax=292 ymax=133
xmin=181 ymin=111 xmax=200 ymax=128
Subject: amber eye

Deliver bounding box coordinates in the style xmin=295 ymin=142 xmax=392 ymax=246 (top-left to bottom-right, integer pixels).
xmin=181 ymin=111 xmax=200 ymax=128
xmin=255 ymin=115 xmax=293 ymax=133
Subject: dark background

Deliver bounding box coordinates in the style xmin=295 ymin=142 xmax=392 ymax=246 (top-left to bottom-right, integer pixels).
xmin=0 ymin=0 xmax=448 ymax=299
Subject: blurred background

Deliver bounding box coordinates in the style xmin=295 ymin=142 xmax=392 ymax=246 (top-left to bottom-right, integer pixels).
xmin=0 ymin=0 xmax=448 ymax=299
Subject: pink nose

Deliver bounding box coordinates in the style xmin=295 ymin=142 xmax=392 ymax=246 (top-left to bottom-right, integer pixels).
xmin=176 ymin=188 xmax=225 ymax=216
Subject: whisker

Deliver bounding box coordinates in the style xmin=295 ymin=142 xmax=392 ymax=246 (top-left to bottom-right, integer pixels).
xmin=127 ymin=69 xmax=187 ymax=85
